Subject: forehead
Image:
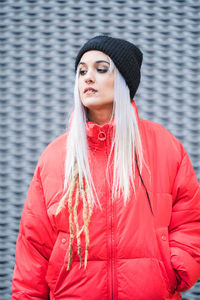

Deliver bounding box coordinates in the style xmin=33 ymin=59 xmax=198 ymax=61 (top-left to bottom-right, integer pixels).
xmin=80 ymin=50 xmax=109 ymax=64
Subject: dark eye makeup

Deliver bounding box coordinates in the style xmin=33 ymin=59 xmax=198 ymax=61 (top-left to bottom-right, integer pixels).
xmin=79 ymin=69 xmax=87 ymax=75
xmin=79 ymin=66 xmax=109 ymax=76
xmin=97 ymin=67 xmax=108 ymax=73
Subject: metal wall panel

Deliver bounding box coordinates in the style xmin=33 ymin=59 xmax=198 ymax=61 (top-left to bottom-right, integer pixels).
xmin=0 ymin=0 xmax=199 ymax=298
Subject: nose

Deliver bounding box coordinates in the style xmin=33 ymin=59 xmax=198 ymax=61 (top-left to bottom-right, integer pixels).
xmin=84 ymin=69 xmax=95 ymax=83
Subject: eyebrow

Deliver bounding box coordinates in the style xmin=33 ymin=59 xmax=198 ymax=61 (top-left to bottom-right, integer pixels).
xmin=78 ymin=60 xmax=110 ymax=66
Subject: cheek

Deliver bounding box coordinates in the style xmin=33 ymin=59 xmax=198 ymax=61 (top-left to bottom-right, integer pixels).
xmin=78 ymin=80 xmax=82 ymax=93
xmin=78 ymin=81 xmax=85 ymax=101
xmin=107 ymin=80 xmax=114 ymax=98
xmin=78 ymin=75 xmax=85 ymax=89
xmin=107 ymin=75 xmax=114 ymax=90
xmin=102 ymin=77 xmax=114 ymax=92
xmin=77 ymin=90 xmax=84 ymax=106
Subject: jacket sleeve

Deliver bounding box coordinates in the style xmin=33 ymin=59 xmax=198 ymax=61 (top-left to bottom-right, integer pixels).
xmin=169 ymin=145 xmax=200 ymax=292
xmin=12 ymin=165 xmax=56 ymax=299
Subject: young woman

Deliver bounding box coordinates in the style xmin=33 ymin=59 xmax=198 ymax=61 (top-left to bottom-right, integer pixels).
xmin=12 ymin=36 xmax=200 ymax=300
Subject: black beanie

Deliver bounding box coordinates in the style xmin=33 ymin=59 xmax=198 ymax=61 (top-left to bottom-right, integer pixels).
xmin=75 ymin=35 xmax=143 ymax=100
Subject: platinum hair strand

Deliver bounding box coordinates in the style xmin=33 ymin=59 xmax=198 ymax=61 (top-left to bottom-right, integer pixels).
xmin=110 ymin=64 xmax=145 ymax=204
xmin=64 ymin=71 xmax=100 ymax=208
xmin=64 ymin=57 xmax=147 ymax=208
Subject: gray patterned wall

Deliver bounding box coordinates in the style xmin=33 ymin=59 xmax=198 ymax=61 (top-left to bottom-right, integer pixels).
xmin=0 ymin=0 xmax=200 ymax=299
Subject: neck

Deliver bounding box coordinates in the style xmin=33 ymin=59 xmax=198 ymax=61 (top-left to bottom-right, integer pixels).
xmin=87 ymin=105 xmax=113 ymax=125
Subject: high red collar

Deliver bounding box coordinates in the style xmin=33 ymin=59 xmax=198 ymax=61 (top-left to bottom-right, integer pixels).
xmin=85 ymin=100 xmax=140 ymax=147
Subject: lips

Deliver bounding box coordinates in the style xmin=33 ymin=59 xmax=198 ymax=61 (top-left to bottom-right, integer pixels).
xmin=84 ymin=87 xmax=97 ymax=94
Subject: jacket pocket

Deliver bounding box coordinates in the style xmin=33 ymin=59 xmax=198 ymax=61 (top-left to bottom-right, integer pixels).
xmin=153 ymin=192 xmax=178 ymax=295
xmin=45 ymin=231 xmax=69 ymax=293
xmin=156 ymin=227 xmax=178 ymax=296
xmin=46 ymin=230 xmax=86 ymax=294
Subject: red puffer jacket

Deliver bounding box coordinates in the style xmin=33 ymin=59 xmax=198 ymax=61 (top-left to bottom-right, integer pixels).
xmin=12 ymin=102 xmax=200 ymax=300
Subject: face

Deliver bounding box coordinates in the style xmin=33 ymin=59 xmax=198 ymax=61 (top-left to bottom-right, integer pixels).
xmin=78 ymin=50 xmax=114 ymax=114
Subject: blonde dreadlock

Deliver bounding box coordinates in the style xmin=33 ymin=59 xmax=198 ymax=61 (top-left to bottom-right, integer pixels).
xmin=56 ymin=167 xmax=93 ymax=270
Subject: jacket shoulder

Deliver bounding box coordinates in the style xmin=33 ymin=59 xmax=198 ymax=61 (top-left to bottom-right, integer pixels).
xmin=41 ymin=132 xmax=67 ymax=159
xmin=35 ymin=132 xmax=68 ymax=178
xmin=139 ymin=119 xmax=185 ymax=164
xmin=140 ymin=119 xmax=176 ymax=138
xmin=140 ymin=119 xmax=182 ymax=146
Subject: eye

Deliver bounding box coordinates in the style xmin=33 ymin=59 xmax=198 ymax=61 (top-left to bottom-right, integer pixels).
xmin=79 ymin=69 xmax=87 ymax=76
xmin=97 ymin=67 xmax=108 ymax=73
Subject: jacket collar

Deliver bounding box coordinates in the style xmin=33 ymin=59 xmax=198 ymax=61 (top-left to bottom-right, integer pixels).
xmin=86 ymin=100 xmax=140 ymax=148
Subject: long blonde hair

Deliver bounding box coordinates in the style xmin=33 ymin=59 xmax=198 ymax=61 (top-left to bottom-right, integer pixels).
xmin=56 ymin=58 xmax=146 ymax=269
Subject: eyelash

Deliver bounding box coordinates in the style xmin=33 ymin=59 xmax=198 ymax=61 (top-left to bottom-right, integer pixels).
xmin=79 ymin=68 xmax=108 ymax=75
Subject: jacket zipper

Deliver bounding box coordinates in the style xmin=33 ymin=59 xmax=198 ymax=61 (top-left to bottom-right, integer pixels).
xmin=110 ymin=195 xmax=114 ymax=300
xmin=105 ymin=135 xmax=114 ymax=300
xmin=108 ymin=168 xmax=114 ymax=300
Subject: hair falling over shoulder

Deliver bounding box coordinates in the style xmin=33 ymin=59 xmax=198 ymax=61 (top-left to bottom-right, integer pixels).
xmin=56 ymin=59 xmax=149 ymax=269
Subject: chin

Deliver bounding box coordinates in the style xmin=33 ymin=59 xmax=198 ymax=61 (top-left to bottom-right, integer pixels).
xmin=82 ymin=97 xmax=101 ymax=108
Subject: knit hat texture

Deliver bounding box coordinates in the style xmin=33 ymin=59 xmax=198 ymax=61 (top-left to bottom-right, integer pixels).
xmin=75 ymin=35 xmax=143 ymax=99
